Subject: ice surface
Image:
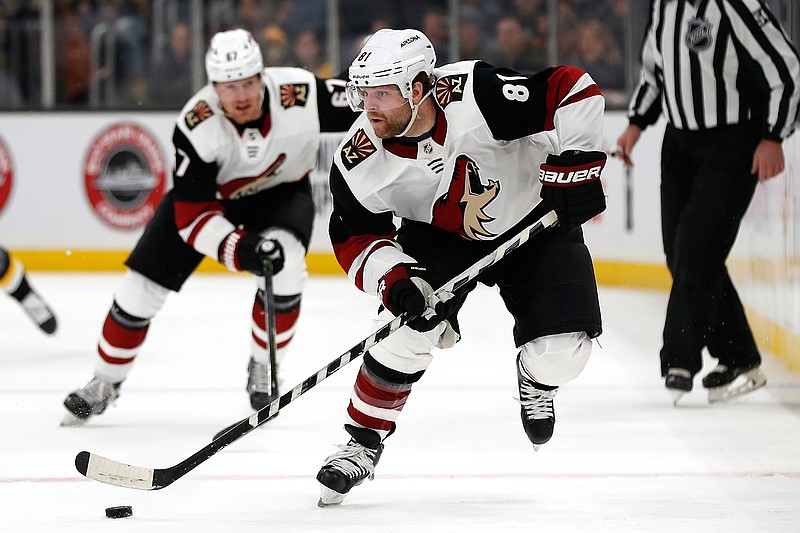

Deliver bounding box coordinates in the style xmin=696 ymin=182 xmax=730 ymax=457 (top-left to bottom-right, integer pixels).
xmin=1 ymin=274 xmax=798 ymax=532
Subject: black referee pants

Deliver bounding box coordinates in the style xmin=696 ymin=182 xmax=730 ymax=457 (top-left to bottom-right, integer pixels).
xmin=659 ymin=124 xmax=761 ymax=377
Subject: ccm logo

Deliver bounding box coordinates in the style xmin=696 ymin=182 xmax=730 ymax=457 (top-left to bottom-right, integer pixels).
xmin=539 ymin=164 xmax=603 ymax=186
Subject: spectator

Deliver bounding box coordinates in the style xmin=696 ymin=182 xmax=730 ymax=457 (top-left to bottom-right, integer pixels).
xmin=554 ymin=3 xmax=580 ymax=63
xmin=284 ymin=0 xmax=326 ymax=35
xmin=0 ymin=55 xmax=24 ymax=108
xmin=570 ymin=19 xmax=626 ymax=106
xmin=510 ymin=0 xmax=548 ymax=51
xmin=260 ymin=23 xmax=290 ymax=66
xmin=54 ymin=0 xmax=92 ymax=105
xmin=90 ymin=0 xmax=148 ymax=106
xmin=458 ymin=12 xmax=487 ymax=61
xmin=485 ymin=16 xmax=547 ymax=74
xmin=419 ymin=7 xmax=449 ymax=65
xmin=114 ymin=0 xmax=148 ymax=105
xmin=459 ymin=0 xmax=502 ymax=36
xmin=149 ymin=21 xmax=193 ymax=109
xmin=291 ymin=28 xmax=331 ymax=78
xmin=237 ymin=0 xmax=270 ymax=38
xmin=1 ymin=0 xmax=38 ymax=103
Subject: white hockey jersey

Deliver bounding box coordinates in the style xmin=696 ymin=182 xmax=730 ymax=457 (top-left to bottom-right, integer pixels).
xmin=329 ymin=61 xmax=605 ymax=296
xmin=171 ymin=67 xmax=352 ymax=260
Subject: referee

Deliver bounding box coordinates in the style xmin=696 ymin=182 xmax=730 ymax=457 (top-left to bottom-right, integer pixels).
xmin=616 ymin=0 xmax=800 ymax=404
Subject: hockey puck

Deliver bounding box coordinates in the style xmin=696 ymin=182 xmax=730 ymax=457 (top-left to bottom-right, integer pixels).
xmin=105 ymin=506 xmax=133 ymax=519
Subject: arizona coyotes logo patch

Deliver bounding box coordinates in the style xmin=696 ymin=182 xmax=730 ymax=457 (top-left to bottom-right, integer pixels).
xmin=340 ymin=129 xmax=376 ymax=171
xmin=185 ymin=100 xmax=213 ymax=130
xmin=280 ymin=84 xmax=309 ymax=108
xmin=432 ymin=155 xmax=500 ymax=240
xmin=435 ymin=75 xmax=466 ymax=108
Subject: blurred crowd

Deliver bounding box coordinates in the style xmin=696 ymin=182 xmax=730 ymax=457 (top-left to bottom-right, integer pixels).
xmin=0 ymin=0 xmax=655 ymax=110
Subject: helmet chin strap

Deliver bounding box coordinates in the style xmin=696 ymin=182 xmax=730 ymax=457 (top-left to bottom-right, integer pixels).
xmin=396 ymin=88 xmax=433 ymax=138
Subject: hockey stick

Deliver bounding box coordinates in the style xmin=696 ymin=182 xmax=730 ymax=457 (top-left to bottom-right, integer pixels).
xmin=263 ymin=259 xmax=279 ymax=396
xmin=610 ymin=149 xmax=633 ymax=231
xmin=74 ymin=210 xmax=558 ymax=490
xmin=624 ymin=164 xmax=633 ymax=231
xmin=212 ymin=259 xmax=279 ymax=441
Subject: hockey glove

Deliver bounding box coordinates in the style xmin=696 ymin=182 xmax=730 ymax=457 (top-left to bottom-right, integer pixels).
xmin=378 ymin=263 xmax=457 ymax=333
xmin=219 ymin=230 xmax=285 ymax=276
xmin=539 ymin=150 xmax=607 ymax=230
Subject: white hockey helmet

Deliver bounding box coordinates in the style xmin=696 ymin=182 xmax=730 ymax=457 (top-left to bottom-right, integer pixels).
xmin=205 ymin=29 xmax=264 ymax=83
xmin=346 ymin=28 xmax=436 ymax=111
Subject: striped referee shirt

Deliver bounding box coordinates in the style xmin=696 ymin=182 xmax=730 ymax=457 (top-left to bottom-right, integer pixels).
xmin=629 ymin=0 xmax=800 ymax=141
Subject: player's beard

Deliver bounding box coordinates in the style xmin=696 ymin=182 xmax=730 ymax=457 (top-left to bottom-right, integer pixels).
xmin=368 ymin=104 xmax=413 ymax=139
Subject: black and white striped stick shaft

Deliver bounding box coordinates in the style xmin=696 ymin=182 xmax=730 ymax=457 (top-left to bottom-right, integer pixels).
xmin=74 ymin=210 xmax=557 ymax=490
xmin=262 ymin=259 xmax=279 ymax=394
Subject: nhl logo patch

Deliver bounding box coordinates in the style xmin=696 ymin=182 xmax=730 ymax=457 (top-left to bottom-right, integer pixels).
xmin=435 ymin=75 xmax=466 ymax=108
xmin=686 ymin=17 xmax=713 ymax=53
xmin=280 ymin=84 xmax=309 ymax=108
xmin=340 ymin=129 xmax=376 ymax=171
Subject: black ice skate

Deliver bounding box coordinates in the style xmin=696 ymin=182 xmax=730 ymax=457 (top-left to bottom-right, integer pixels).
xmin=517 ymin=355 xmax=558 ymax=450
xmin=246 ymin=356 xmax=278 ymax=412
xmin=702 ymin=363 xmax=766 ymax=403
xmin=664 ymin=368 xmax=692 ymax=406
xmin=14 ymin=282 xmax=58 ymax=335
xmin=62 ymin=376 xmax=121 ymax=426
xmin=317 ymin=425 xmax=384 ymax=507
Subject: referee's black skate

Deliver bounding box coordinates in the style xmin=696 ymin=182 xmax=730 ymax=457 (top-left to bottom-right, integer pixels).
xmin=664 ymin=368 xmax=692 ymax=406
xmin=517 ymin=355 xmax=558 ymax=450
xmin=317 ymin=425 xmax=383 ymax=507
xmin=62 ymin=376 xmax=121 ymax=426
xmin=702 ymin=363 xmax=766 ymax=403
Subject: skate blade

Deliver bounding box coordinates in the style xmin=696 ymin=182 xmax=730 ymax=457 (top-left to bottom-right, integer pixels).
xmin=60 ymin=411 xmax=88 ymax=427
xmin=708 ymin=369 xmax=767 ymax=403
xmin=669 ymin=389 xmax=686 ymax=406
xmin=318 ymin=486 xmax=346 ymax=507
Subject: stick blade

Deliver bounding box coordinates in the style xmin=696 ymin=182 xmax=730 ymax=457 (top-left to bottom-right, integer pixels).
xmin=75 ymin=451 xmax=158 ymax=490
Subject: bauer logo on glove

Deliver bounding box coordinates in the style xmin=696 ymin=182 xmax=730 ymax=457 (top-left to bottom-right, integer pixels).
xmin=539 ymin=150 xmax=607 ymax=229
xmin=538 ymin=162 xmax=603 ymax=186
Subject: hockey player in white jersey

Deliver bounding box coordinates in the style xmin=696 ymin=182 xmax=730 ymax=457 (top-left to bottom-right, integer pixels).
xmin=62 ymin=29 xmax=356 ymax=424
xmin=316 ymin=28 xmax=608 ymax=506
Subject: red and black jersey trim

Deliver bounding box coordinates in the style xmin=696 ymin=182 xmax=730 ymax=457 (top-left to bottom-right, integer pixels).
xmin=543 ymin=66 xmax=602 ymax=131
xmin=382 ymin=110 xmax=448 ymax=159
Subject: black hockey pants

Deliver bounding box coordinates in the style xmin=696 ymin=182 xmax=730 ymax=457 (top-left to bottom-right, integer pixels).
xmin=658 ymin=124 xmax=761 ymax=377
